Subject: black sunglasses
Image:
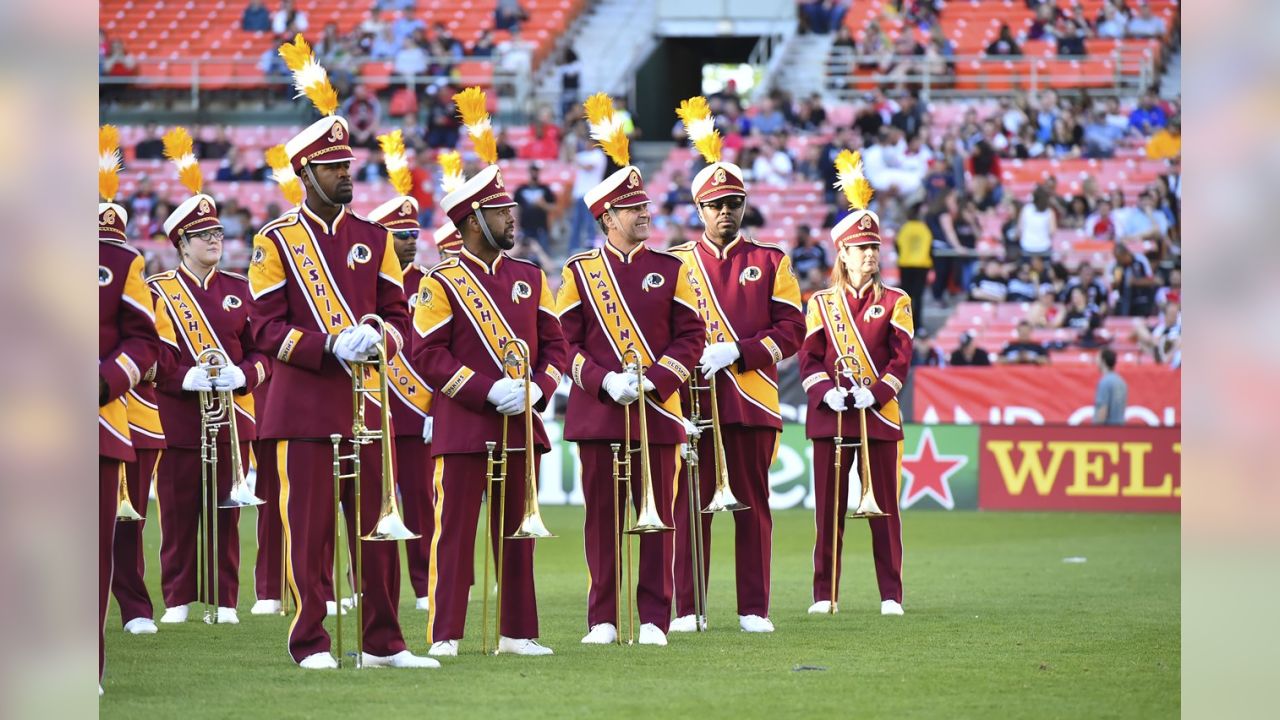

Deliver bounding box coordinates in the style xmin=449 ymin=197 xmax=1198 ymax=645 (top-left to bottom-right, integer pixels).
xmin=700 ymin=197 xmax=744 ymax=211
xmin=392 ymin=230 xmax=421 ymax=240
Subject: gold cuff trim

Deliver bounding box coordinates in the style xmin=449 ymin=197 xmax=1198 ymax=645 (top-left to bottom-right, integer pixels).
xmin=657 ymin=355 xmax=690 ymax=383
xmin=761 ymin=337 xmax=783 ymax=364
xmin=802 ymin=372 xmax=830 ymax=392
xmin=442 ymin=367 xmax=474 ymax=397
xmin=278 ymin=329 xmax=303 ymax=362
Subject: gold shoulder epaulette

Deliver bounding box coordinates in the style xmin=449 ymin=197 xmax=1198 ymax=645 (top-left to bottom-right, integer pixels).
xmin=146 ymin=269 xmax=176 ymax=283
xmin=564 ymin=248 xmax=600 ymax=265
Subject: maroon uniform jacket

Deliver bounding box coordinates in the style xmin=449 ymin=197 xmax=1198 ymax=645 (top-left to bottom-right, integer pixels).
xmin=670 ymin=234 xmax=805 ymax=430
xmin=247 ymin=204 xmax=410 ymax=439
xmin=799 ymin=283 xmax=914 ymax=442
xmin=389 ymin=262 xmax=435 ymax=439
xmin=99 ymin=239 xmax=160 ymax=462
xmin=149 ymin=263 xmax=271 ymax=448
xmin=557 ymin=243 xmax=704 ymax=445
xmin=411 ymin=249 xmax=567 ymax=456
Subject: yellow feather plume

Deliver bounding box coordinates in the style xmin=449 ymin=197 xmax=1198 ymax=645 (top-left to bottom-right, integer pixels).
xmin=162 ymin=127 xmax=203 ymax=196
xmin=583 ymin=92 xmax=629 ymax=166
xmin=98 ymin=124 xmax=122 ymax=202
xmin=438 ymin=150 xmax=465 ymax=194
xmin=278 ymin=34 xmax=339 ymax=116
xmin=676 ymin=96 xmax=722 ymax=164
xmin=833 ymin=149 xmax=874 ymax=211
xmin=453 ymin=86 xmax=497 ymax=165
xmin=377 ymin=130 xmax=414 ymax=197
xmin=265 ymin=144 xmax=303 ymax=206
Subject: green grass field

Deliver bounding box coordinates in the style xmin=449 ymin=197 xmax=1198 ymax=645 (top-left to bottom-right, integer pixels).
xmin=102 ymin=507 xmax=1179 ymax=719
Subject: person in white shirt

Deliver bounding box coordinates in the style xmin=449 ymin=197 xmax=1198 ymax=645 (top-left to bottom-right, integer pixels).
xmin=566 ymin=123 xmax=606 ymax=252
xmin=1017 ymin=187 xmax=1057 ymax=257
xmin=1127 ymin=3 xmax=1167 ymax=38
xmin=271 ymin=0 xmax=308 ymax=35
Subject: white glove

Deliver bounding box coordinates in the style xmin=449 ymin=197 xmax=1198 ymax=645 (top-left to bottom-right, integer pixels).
xmin=681 ymin=417 xmax=702 ymax=439
xmin=603 ymin=371 xmax=639 ymax=405
xmin=699 ymin=342 xmax=740 ymax=376
xmin=823 ymin=387 xmax=848 ymax=412
xmin=626 ymin=373 xmax=656 ymax=395
xmin=349 ymin=325 xmax=382 ymax=355
xmin=495 ymin=382 xmax=541 ymax=415
xmin=851 ymin=385 xmax=875 ymax=410
xmin=422 ymin=417 xmax=434 ymax=444
xmin=213 ymin=364 xmax=247 ymax=391
xmin=486 ymin=378 xmax=520 ymax=408
xmin=182 ymin=366 xmax=214 ymax=392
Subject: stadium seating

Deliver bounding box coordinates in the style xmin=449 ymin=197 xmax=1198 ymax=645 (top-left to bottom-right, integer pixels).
xmin=934 ymin=301 xmax=1154 ymax=366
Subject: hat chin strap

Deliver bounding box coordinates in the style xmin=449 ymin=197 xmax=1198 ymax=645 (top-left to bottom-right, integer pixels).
xmin=303 ymin=164 xmax=337 ymax=207
xmin=473 ymin=209 xmax=503 ymax=251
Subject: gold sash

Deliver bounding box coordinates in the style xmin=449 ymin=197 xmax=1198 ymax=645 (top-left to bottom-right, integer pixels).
xmin=817 ymin=290 xmax=901 ymax=426
xmin=435 ymin=262 xmax=521 ymax=378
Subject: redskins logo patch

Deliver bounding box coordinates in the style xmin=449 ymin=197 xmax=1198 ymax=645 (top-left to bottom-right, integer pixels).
xmin=251 ymin=245 xmax=266 ymax=267
xmin=627 ymin=171 xmax=641 ymax=189
xmin=222 ymin=294 xmax=242 ymax=311
xmin=738 ymin=266 xmax=762 ymax=285
xmin=347 ymin=243 xmax=372 ymax=269
xmin=419 ymin=286 xmax=434 ymax=309
xmin=859 ymin=215 xmax=874 ymax=230
xmin=712 ymin=167 xmax=727 ymax=186
xmin=327 ymin=121 xmax=345 ymax=142
xmin=511 ymin=280 xmax=532 ymax=304
xmin=98 ymin=266 xmax=113 ymax=287
xmin=642 ymin=272 xmax=664 ymax=291
xmin=864 ymin=305 xmax=886 ymax=322
xmin=197 ymin=198 xmax=212 ymax=216
xmin=399 ymin=200 xmax=414 ymax=217
xmin=101 ymin=208 xmax=117 ymax=226
xmin=493 ymin=171 xmax=505 ymax=189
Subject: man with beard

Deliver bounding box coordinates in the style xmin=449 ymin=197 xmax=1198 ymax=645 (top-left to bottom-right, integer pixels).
xmin=411 ymin=87 xmax=567 ymax=657
xmin=558 ymin=94 xmax=704 ymax=647
xmin=669 ymin=97 xmax=806 ymax=634
xmin=247 ymin=35 xmax=435 ymax=670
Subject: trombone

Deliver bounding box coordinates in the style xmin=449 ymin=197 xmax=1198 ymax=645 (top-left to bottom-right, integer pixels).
xmin=693 ymin=340 xmax=748 ymax=514
xmin=196 ymin=347 xmax=265 ymax=625
xmin=482 ymin=338 xmax=553 ymax=655
xmin=330 ymin=315 xmax=419 ymax=669
xmin=610 ymin=347 xmax=674 ymax=645
xmin=827 ymin=354 xmax=889 ymax=615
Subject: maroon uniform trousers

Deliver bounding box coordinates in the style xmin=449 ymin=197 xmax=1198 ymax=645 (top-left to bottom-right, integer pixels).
xmin=277 ymin=438 xmax=407 ymax=662
xmin=810 ymin=438 xmax=904 ymax=604
xmin=99 ymin=459 xmax=122 ymax=677
xmin=253 ymin=437 xmax=285 ymax=602
xmin=111 ymin=448 xmax=161 ymax=623
xmin=580 ymin=443 xmax=678 ymax=632
xmin=155 ymin=444 xmax=244 ymax=608
xmin=396 ymin=437 xmax=435 ymax=599
xmin=674 ymin=425 xmax=778 ymax=618
xmin=427 ymin=451 xmax=540 ymax=643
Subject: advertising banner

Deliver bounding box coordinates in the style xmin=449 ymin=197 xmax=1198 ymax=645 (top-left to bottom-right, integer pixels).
xmin=912 ymin=366 xmax=1181 ymax=426
xmin=977 ymin=425 xmax=1181 ymax=512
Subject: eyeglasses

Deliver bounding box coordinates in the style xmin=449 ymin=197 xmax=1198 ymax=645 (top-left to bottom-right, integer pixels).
xmin=392 ymin=230 xmax=421 ymax=240
xmin=700 ymin=197 xmax=744 ymax=212
xmin=190 ymin=229 xmax=225 ymax=243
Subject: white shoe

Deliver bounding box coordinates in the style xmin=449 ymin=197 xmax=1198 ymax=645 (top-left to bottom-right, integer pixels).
xmin=362 ymin=650 xmax=441 ymax=668
xmin=159 ymin=605 xmax=188 ymax=623
xmin=99 ymin=684 xmax=103 ymax=697
xmin=808 ymin=601 xmax=833 ymax=615
xmin=216 ymin=607 xmax=239 ymax=624
xmin=251 ymin=599 xmax=282 ymax=615
xmin=325 ymin=600 xmax=351 ymax=617
xmin=739 ymin=614 xmax=775 ymax=633
xmin=668 ymin=614 xmax=706 ymax=632
xmin=123 ymin=618 xmax=158 ymax=634
xmin=881 ymin=600 xmax=904 ymax=616
xmin=299 ymin=652 xmax=338 ymax=670
xmin=638 ymin=623 xmax=667 ymax=646
xmin=580 ymin=623 xmax=618 ymax=644
xmin=428 ymin=640 xmax=458 ymax=657
xmin=498 ymin=636 xmax=554 ymax=656
xmin=415 ymin=596 xmax=430 ymax=611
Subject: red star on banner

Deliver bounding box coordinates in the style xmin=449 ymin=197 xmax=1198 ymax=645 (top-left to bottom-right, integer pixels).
xmin=901 ymin=428 xmax=967 ymax=510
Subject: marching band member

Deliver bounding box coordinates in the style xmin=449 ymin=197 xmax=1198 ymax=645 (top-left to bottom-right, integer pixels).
xmin=366 ymin=131 xmax=439 ymax=611
xmin=412 ymin=87 xmax=567 ymax=657
xmin=150 ymin=128 xmax=268 ymax=626
xmin=559 ymin=94 xmax=703 ymax=647
xmin=98 ymin=125 xmax=160 ymax=691
xmin=669 ymin=97 xmax=805 ymax=633
xmin=800 ymin=152 xmax=911 ymax=616
xmin=248 ymin=36 xmax=435 ymax=669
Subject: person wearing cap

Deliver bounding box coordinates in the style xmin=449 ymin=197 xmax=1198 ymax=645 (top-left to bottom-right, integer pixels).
xmin=799 ymin=150 xmax=912 ymax=617
xmin=668 ymin=96 xmax=806 ymax=634
xmin=557 ymin=93 xmax=705 ymax=647
xmin=98 ymin=125 xmax=161 ymax=694
xmin=145 ymin=128 xmax=270 ymax=628
xmin=246 ymin=35 xmax=435 ymax=670
xmin=409 ymin=87 xmax=567 ymax=658
xmin=366 ymin=130 xmax=439 ymax=612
